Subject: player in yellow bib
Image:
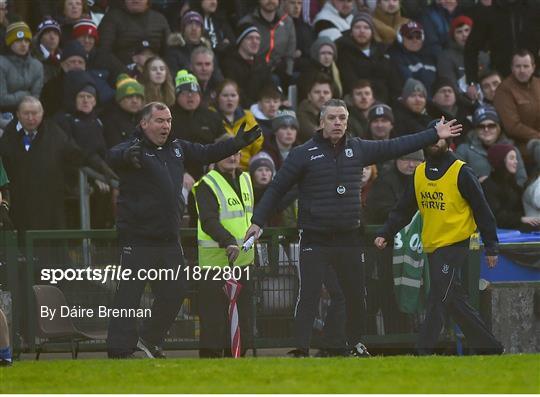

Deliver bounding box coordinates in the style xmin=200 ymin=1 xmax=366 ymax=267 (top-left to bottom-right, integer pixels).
xmin=374 ymin=124 xmax=503 ymax=355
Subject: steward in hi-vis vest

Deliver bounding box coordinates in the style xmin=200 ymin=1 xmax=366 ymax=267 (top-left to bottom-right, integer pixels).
xmin=376 ymin=135 xmax=503 ymax=355
xmin=193 ymin=152 xmax=254 ymax=358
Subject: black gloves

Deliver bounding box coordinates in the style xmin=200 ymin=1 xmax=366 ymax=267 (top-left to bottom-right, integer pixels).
xmin=123 ymin=141 xmax=142 ymax=169
xmin=234 ymin=122 xmax=262 ymax=147
xmin=0 ymin=201 xmax=13 ymax=230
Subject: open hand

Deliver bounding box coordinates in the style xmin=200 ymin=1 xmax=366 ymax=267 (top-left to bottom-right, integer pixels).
xmin=435 ymin=116 xmax=462 ymax=140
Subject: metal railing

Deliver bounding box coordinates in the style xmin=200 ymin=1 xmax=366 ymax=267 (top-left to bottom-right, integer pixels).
xmin=0 ymin=226 xmax=483 ymax=356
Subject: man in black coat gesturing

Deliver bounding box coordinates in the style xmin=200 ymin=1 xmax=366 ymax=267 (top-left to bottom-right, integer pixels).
xmin=106 ymin=101 xmax=261 ymax=359
xmin=244 ymin=99 xmax=462 ymax=357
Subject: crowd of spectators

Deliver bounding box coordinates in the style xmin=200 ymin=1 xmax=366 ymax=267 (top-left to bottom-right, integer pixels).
xmin=0 ymin=0 xmax=539 ymax=237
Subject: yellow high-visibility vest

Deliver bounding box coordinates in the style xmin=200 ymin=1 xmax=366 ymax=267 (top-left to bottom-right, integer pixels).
xmin=195 ymin=170 xmax=254 ymax=267
xmin=414 ymin=160 xmax=477 ymax=253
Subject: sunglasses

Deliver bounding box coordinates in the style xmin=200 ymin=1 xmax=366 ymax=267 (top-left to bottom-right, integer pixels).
xmin=477 ymin=123 xmax=498 ymax=131
xmin=405 ymin=32 xmax=423 ymax=40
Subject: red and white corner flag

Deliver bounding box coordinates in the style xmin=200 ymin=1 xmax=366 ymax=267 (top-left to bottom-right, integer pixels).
xmin=223 ymin=279 xmax=243 ymax=358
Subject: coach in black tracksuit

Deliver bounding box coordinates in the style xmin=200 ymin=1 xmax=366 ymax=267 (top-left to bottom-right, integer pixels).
xmin=106 ymin=102 xmax=260 ymax=359
xmin=244 ymin=99 xmax=463 ymax=357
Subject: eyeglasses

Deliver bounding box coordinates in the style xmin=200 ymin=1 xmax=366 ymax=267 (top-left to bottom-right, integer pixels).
xmin=477 ymin=123 xmax=498 ymax=131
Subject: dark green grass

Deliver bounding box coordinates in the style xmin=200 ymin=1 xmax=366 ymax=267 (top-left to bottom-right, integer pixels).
xmin=1 ymin=354 xmax=539 ymax=393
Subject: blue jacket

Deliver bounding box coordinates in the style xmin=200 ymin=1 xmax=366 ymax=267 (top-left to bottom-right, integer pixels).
xmin=252 ymin=128 xmax=439 ymax=232
xmin=388 ymin=42 xmax=437 ymax=97
xmin=108 ymin=129 xmax=241 ymax=243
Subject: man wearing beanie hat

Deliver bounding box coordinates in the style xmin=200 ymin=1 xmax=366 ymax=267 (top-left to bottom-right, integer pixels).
xmin=221 ymin=23 xmax=273 ymax=108
xmin=367 ymin=104 xmax=395 ymax=171
xmin=106 ymin=101 xmax=262 ymax=359
xmin=116 ymin=73 xmax=144 ymax=103
xmin=33 ymin=18 xmax=62 ymax=83
xmin=375 ymin=116 xmax=504 ymax=356
xmin=336 ymin=12 xmax=400 ymax=104
xmin=101 ymin=73 xmax=145 ymax=148
xmin=388 ymin=21 xmax=437 ymax=98
xmin=245 ymin=98 xmax=464 ymax=358
xmin=239 ymin=0 xmax=296 ymax=85
xmin=456 ymin=105 xmax=528 ymax=187
xmin=72 ymin=18 xmax=126 ymax=88
xmin=40 ymin=39 xmax=87 ymax=115
xmin=393 ymin=78 xmax=436 ymax=136
xmin=0 ymin=21 xmax=43 ymax=122
xmin=437 ymin=15 xmax=477 ymax=101
xmin=483 ymin=143 xmax=540 ymax=230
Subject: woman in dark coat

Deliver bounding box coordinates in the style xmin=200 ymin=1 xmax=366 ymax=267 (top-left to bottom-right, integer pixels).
xmin=482 ymin=143 xmax=540 ymax=231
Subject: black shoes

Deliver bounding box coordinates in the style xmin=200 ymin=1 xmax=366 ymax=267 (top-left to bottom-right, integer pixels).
xmin=349 ymin=342 xmax=371 ymax=358
xmin=287 ymin=348 xmax=309 ymax=358
xmin=137 ymin=338 xmax=166 ymax=359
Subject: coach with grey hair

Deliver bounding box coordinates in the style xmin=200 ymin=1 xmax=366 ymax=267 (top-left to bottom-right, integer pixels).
xmin=244 ymin=98 xmax=462 ymax=357
xmin=106 ymin=101 xmax=261 ymax=359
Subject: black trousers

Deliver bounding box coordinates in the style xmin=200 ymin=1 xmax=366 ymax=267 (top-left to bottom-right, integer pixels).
xmin=294 ymin=230 xmax=367 ymax=351
xmin=107 ymin=241 xmax=188 ymax=355
xmin=418 ymin=245 xmax=503 ymax=355
xmin=198 ymin=267 xmax=253 ymax=358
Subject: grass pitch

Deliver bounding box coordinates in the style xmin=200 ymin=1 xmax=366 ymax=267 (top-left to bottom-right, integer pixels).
xmin=1 ymin=354 xmax=539 ymax=394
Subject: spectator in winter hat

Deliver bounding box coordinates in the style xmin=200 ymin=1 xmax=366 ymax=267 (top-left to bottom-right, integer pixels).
xmin=32 ymin=17 xmax=62 ymax=83
xmin=367 ymin=103 xmax=394 ymax=141
xmin=101 ymin=73 xmax=144 ymax=148
xmin=437 ymin=15 xmax=478 ymax=100
xmin=388 ymin=21 xmax=437 ymax=98
xmin=249 ymin=151 xmax=275 ymax=185
xmin=239 ymin=0 xmax=296 ymax=89
xmin=0 ymin=21 xmax=43 ymax=124
xmin=336 ymin=12 xmax=401 ymax=104
xmin=127 ymin=38 xmax=157 ymax=80
xmin=393 ymin=78 xmax=434 ymax=136
xmin=297 ymin=36 xmax=342 ymax=102
xmin=482 ymin=142 xmax=540 ymax=230
xmin=165 ymin=10 xmax=210 ymax=77
xmin=456 ymin=105 xmax=527 ymax=186
xmin=220 ymin=22 xmax=273 ymax=108
xmin=72 ymin=18 xmax=126 ymax=87
xmin=262 ymin=109 xmax=299 ymax=171
xmin=40 ymin=39 xmax=86 ymax=115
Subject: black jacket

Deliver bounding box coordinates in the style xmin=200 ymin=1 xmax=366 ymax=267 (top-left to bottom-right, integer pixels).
xmin=108 ymin=129 xmax=243 ymax=243
xmin=0 ymin=119 xmax=84 ymax=231
xmin=378 ymin=151 xmax=499 ymax=255
xmin=392 ymin=101 xmax=435 ymax=136
xmin=464 ymin=0 xmax=540 ymax=83
xmin=336 ymin=36 xmax=400 ymax=104
xmin=365 ymin=163 xmax=412 ymax=224
xmin=252 ymin=128 xmax=440 ymax=232
xmin=170 ymin=104 xmax=227 ymax=180
xmin=101 ymin=102 xmax=141 ymax=149
xmin=481 ymin=170 xmax=525 ymax=230
xmin=220 ymin=51 xmax=274 ymax=108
